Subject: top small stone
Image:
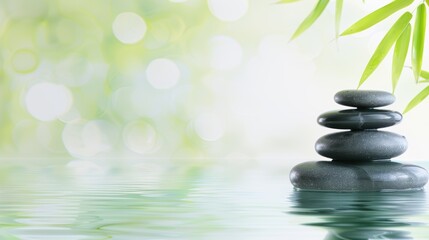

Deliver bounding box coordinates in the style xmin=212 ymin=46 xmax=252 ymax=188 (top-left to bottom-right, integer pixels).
xmin=334 ymin=90 xmax=395 ymax=108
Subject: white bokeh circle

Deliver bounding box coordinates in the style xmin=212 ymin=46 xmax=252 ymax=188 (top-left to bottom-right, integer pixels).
xmin=195 ymin=113 xmax=225 ymax=141
xmin=25 ymin=82 xmax=73 ymax=121
xmin=146 ymin=58 xmax=180 ymax=89
xmin=123 ymin=121 xmax=159 ymax=154
xmin=208 ymin=0 xmax=248 ymax=22
xmin=112 ymin=12 xmax=147 ymax=44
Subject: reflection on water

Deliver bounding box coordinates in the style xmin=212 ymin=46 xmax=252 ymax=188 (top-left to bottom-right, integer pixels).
xmin=0 ymin=164 xmax=294 ymax=239
xmin=290 ymin=190 xmax=428 ymax=240
xmin=0 ymin=163 xmax=428 ymax=239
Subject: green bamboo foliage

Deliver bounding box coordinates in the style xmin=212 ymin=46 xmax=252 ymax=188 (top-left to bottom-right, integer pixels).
xmin=392 ymin=24 xmax=411 ymax=93
xmin=420 ymin=70 xmax=429 ymax=81
xmin=284 ymin=0 xmax=429 ymax=113
xmin=335 ymin=0 xmax=343 ymax=37
xmin=404 ymin=85 xmax=429 ymax=113
xmin=290 ymin=0 xmax=330 ymax=40
xmin=341 ymin=0 xmax=413 ymax=36
xmin=411 ymin=4 xmax=426 ymax=82
xmin=358 ymin=12 xmax=412 ymax=88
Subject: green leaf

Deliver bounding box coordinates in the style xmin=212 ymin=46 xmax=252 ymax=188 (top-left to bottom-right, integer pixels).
xmin=412 ymin=4 xmax=426 ymax=82
xmin=418 ymin=70 xmax=429 ymax=82
xmin=392 ymin=23 xmax=411 ymax=93
xmin=335 ymin=0 xmax=343 ymax=38
xmin=358 ymin=12 xmax=412 ymax=88
xmin=290 ymin=0 xmax=330 ymax=40
xmin=341 ymin=0 xmax=413 ymax=36
xmin=403 ymin=85 xmax=429 ymax=114
xmin=421 ymin=69 xmax=429 ymax=79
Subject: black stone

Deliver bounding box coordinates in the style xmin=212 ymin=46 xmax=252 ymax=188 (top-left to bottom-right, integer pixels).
xmin=317 ymin=109 xmax=402 ymax=130
xmin=315 ymin=130 xmax=407 ymax=161
xmin=290 ymin=161 xmax=428 ymax=191
xmin=334 ymin=90 xmax=395 ymax=108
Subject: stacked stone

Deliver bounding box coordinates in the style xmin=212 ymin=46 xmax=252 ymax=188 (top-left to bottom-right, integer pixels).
xmin=316 ymin=90 xmax=406 ymax=161
xmin=290 ymin=90 xmax=428 ymax=191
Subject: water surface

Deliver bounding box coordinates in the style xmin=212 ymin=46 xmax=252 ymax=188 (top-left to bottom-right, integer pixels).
xmin=0 ymin=162 xmax=428 ymax=239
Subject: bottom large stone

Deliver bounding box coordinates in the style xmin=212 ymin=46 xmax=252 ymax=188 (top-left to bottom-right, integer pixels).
xmin=290 ymin=161 xmax=428 ymax=192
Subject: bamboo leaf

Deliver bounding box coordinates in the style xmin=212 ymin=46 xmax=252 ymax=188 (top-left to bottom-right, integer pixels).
xmin=341 ymin=0 xmax=413 ymax=36
xmin=290 ymin=0 xmax=330 ymax=40
xmin=418 ymin=70 xmax=429 ymax=82
xmin=412 ymin=4 xmax=426 ymax=82
xmin=392 ymin=23 xmax=411 ymax=93
xmin=335 ymin=0 xmax=343 ymax=37
xmin=403 ymin=85 xmax=429 ymax=114
xmin=426 ymin=0 xmax=429 ymax=6
xmin=421 ymin=69 xmax=429 ymax=79
xmin=358 ymin=12 xmax=412 ymax=88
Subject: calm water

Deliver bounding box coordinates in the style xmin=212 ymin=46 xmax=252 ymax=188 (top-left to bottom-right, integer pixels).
xmin=0 ymin=161 xmax=428 ymax=240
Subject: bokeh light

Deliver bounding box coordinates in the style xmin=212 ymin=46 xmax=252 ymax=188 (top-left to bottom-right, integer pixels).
xmin=82 ymin=120 xmax=118 ymax=154
xmin=11 ymin=49 xmax=39 ymax=73
xmin=0 ymin=0 xmax=427 ymax=164
xmin=62 ymin=120 xmax=118 ymax=158
xmin=208 ymin=0 xmax=249 ymax=22
xmin=194 ymin=113 xmax=225 ymax=142
xmin=25 ymin=83 xmax=73 ymax=122
xmin=112 ymin=12 xmax=147 ymax=44
xmin=123 ymin=121 xmax=160 ymax=155
xmin=146 ymin=58 xmax=181 ymax=89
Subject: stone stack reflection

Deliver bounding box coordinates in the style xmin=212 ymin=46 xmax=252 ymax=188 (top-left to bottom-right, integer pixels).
xmin=290 ymin=90 xmax=429 ymax=191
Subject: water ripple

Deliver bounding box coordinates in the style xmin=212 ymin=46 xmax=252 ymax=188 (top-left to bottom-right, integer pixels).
xmin=0 ymin=165 xmax=428 ymax=239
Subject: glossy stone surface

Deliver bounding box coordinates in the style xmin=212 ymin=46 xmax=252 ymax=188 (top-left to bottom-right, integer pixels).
xmin=334 ymin=90 xmax=395 ymax=108
xmin=315 ymin=130 xmax=407 ymax=161
xmin=290 ymin=161 xmax=429 ymax=191
xmin=318 ymin=109 xmax=402 ymax=129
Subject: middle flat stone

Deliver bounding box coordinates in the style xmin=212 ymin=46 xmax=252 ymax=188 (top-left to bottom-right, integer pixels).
xmin=317 ymin=109 xmax=402 ymax=130
xmin=315 ymin=130 xmax=407 ymax=161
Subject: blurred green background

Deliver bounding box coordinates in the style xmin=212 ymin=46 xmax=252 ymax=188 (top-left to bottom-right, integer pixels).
xmin=1 ymin=0 xmax=429 ymax=164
